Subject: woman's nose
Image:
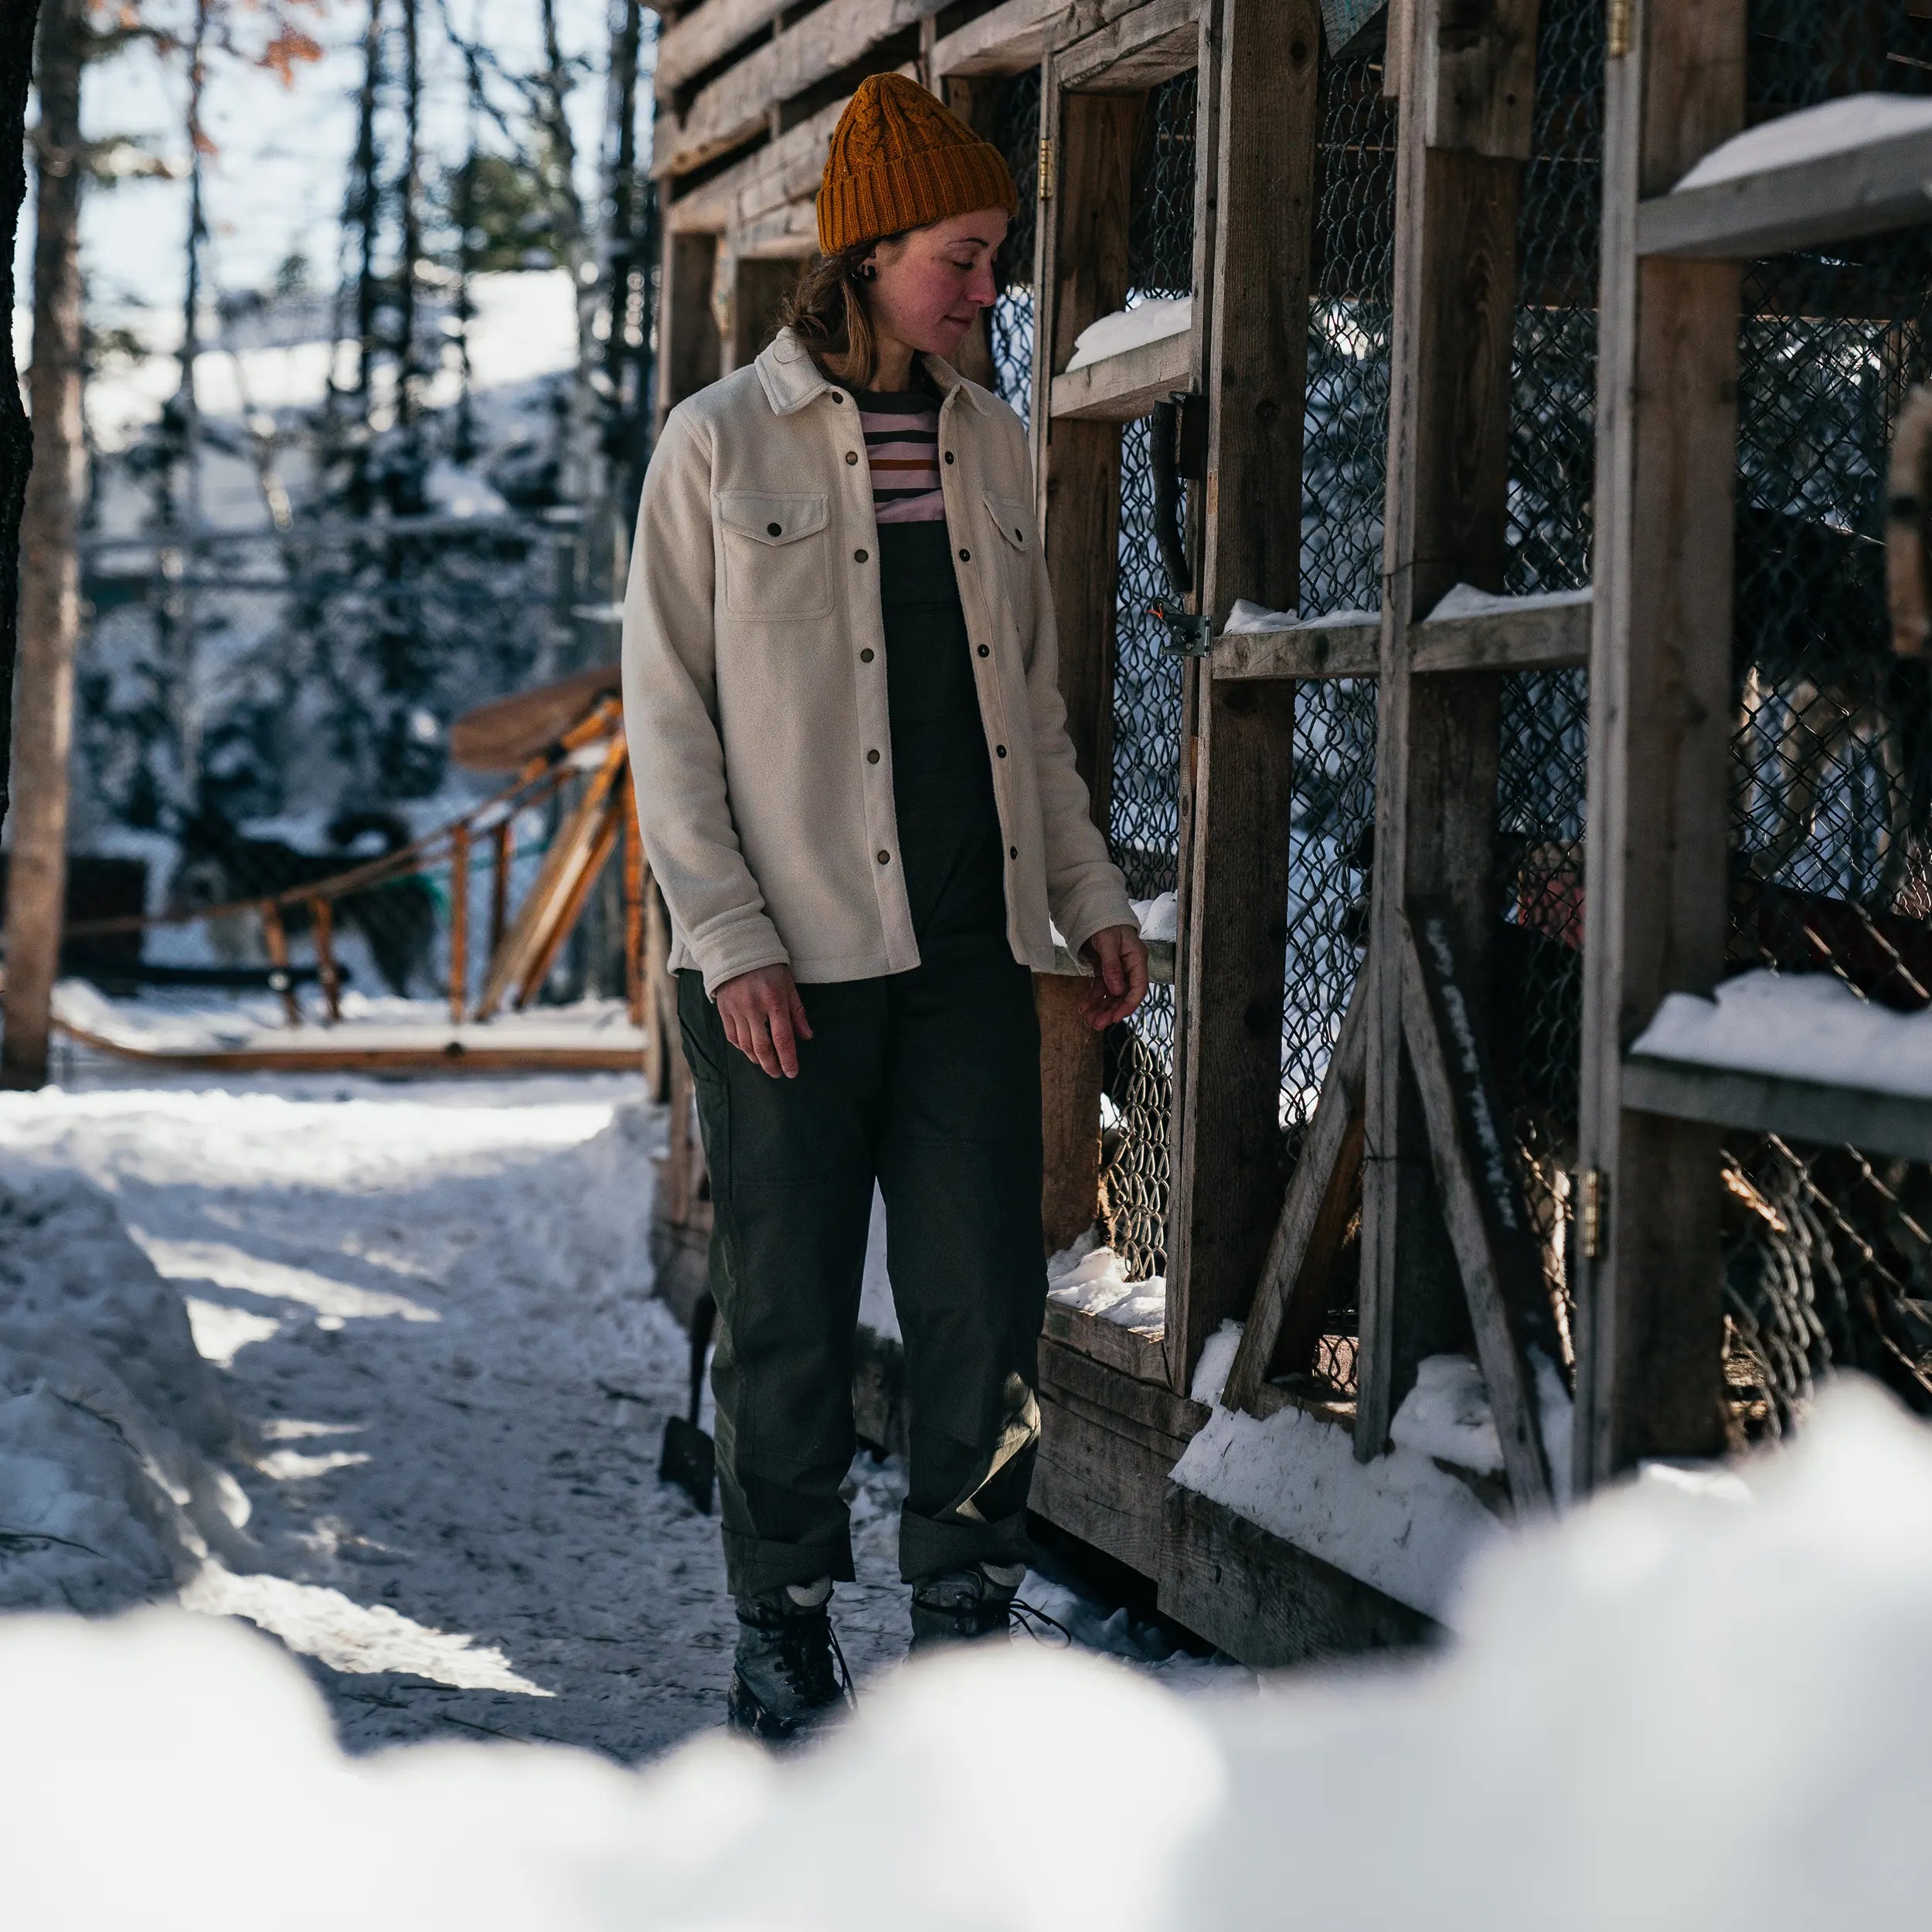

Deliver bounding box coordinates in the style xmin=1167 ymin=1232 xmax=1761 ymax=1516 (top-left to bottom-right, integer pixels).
xmin=967 ymin=257 xmax=998 ymax=310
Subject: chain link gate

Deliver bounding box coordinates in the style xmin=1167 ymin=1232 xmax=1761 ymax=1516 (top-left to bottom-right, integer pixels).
xmin=1100 ymin=68 xmax=1197 ymax=1284
xmin=1720 ymin=2 xmax=1932 ymax=1438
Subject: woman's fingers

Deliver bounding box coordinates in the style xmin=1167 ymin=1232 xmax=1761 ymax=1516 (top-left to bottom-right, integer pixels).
xmin=788 ymin=982 xmax=814 ymax=1043
xmin=763 ymin=985 xmax=801 ymax=1078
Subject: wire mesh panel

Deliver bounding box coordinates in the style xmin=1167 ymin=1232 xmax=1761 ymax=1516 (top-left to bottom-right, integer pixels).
xmin=988 ymin=69 xmax=1042 ymax=423
xmin=1491 ymin=0 xmax=1605 ymax=1368
xmin=1721 ymin=2 xmax=1932 ymax=1434
xmin=1266 ymin=36 xmax=1400 ymax=1400
xmin=1101 ymin=69 xmax=1198 ymax=1284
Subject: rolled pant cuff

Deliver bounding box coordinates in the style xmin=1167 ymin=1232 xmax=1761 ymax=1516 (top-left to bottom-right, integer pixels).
xmin=898 ymin=1505 xmax=1034 ymax=1584
xmin=723 ymin=1529 xmax=856 ymax=1600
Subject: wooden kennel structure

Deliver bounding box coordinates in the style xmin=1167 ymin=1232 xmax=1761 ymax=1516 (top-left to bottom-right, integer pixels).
xmin=648 ymin=0 xmax=1932 ymax=1664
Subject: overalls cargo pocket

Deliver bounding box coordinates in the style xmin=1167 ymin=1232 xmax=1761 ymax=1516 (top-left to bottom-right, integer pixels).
xmin=716 ymin=491 xmax=832 ymax=620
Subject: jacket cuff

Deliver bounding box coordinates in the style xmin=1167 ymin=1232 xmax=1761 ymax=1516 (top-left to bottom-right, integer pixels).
xmin=692 ymin=920 xmax=793 ymax=1001
xmin=1056 ymin=882 xmax=1140 ymax=967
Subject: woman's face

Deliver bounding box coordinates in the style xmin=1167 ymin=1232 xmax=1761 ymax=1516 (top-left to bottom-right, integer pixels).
xmin=862 ymin=208 xmax=1011 ymax=363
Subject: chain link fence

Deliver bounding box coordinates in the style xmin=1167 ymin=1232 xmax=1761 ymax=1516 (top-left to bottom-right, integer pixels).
xmin=1490 ymin=0 xmax=1604 ymax=1374
xmin=1274 ymin=34 xmax=1402 ymax=1399
xmin=1721 ymin=3 xmax=1932 ymax=1435
xmin=988 ymin=68 xmax=1042 ymax=424
xmin=1101 ymin=68 xmax=1197 ymax=1282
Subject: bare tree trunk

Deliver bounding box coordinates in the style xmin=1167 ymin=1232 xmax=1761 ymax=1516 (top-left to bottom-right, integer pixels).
xmin=396 ymin=0 xmax=422 ymax=437
xmin=0 ymin=0 xmax=47 ymax=840
xmin=3 ymin=0 xmax=87 ymax=1089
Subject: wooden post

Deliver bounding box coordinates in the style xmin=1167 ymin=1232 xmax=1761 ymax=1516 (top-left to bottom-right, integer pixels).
xmin=657 ymin=228 xmax=719 ymax=434
xmin=1573 ymin=0 xmax=1743 ymax=1485
xmin=311 ymin=896 xmax=343 ymax=1024
xmin=1167 ymin=0 xmax=1320 ymax=1393
xmin=488 ymin=817 xmax=513 ymax=961
xmin=1 ymin=0 xmax=85 ymax=1090
xmin=645 ymin=875 xmax=672 ymax=1103
xmin=1356 ymin=0 xmax=1534 ymax=1458
xmin=447 ymin=821 xmax=469 ymax=1024
xmin=1031 ymin=77 xmax=1140 ymax=1255
xmin=621 ymin=777 xmax=646 ymax=1029
xmin=260 ymin=901 xmax=301 ymax=1027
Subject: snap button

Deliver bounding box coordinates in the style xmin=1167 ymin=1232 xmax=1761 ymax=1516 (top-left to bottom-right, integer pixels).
xmin=877 ymin=850 xmax=890 ymax=866
xmin=995 ymin=744 xmax=1007 ymax=757
xmin=855 ymin=548 xmax=869 ymax=563
xmin=976 ymin=645 xmax=989 ymax=658
xmin=866 ymin=749 xmax=880 ymax=764
xmin=845 ymin=451 xmax=859 ymax=464
xmin=1008 ymin=845 xmax=1019 ymax=859
xmin=831 ymin=390 xmax=845 ymax=404
xmin=944 ymin=451 xmax=954 ymax=464
xmin=860 ymin=648 xmax=875 ymax=662
xmin=767 ymin=521 xmax=782 ymax=536
xmin=958 ymin=548 xmax=971 ymax=562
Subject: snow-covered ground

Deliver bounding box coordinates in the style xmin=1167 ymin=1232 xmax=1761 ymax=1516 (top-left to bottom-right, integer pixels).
xmin=0 ymin=1058 xmax=1216 ymax=1763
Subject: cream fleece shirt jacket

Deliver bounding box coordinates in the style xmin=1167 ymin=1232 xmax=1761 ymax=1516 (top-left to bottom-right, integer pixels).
xmin=621 ymin=328 xmax=1134 ymax=998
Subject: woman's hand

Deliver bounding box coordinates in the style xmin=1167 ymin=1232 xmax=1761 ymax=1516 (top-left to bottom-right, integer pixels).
xmin=714 ymin=964 xmax=814 ymax=1078
xmin=1080 ymin=924 xmax=1149 ymax=1030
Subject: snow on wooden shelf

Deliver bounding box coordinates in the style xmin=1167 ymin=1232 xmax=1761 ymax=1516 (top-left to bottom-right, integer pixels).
xmin=1049 ymin=297 xmax=1194 ymax=422
xmin=1626 ymin=969 xmax=1932 ymax=1162
xmin=1638 ymin=93 xmax=1932 ymax=260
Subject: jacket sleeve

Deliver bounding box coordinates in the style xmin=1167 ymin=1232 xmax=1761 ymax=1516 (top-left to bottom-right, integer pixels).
xmin=1015 ymin=445 xmax=1138 ymax=962
xmin=621 ymin=406 xmax=792 ymax=998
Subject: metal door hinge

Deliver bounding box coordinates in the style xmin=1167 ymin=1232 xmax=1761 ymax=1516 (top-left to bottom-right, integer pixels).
xmin=1578 ymin=1168 xmax=1607 ymax=1260
xmin=1607 ymin=0 xmax=1632 ymax=59
xmin=1038 ymin=136 xmax=1053 ymax=201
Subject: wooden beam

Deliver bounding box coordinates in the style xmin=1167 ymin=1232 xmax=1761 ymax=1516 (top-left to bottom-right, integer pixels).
xmin=1168 ymin=0 xmax=1321 ymax=1400
xmin=1417 ymin=0 xmax=1538 ymax=160
xmin=1573 ymin=0 xmax=1743 ymax=1487
xmin=1222 ymin=972 xmax=1366 ymax=1417
xmin=666 ymin=95 xmax=845 ymax=233
xmin=1635 ymin=122 xmax=1932 ymax=261
xmin=655 ymin=0 xmax=947 ymax=179
xmin=1397 ymin=905 xmax=1553 ymax=1510
xmin=1032 ymin=84 xmax=1140 ymax=1253
xmin=657 ymin=0 xmax=788 ymax=100
xmin=1046 ymin=325 xmax=1192 ymax=420
xmin=932 ymin=0 xmax=1070 ymax=78
xmin=1212 ymin=588 xmax=1590 ymax=682
xmin=1356 ymin=0 xmax=1524 ymax=1460
xmin=1057 ymin=0 xmax=1199 ymax=90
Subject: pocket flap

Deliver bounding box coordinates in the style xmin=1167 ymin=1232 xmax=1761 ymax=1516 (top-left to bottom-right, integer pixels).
xmin=716 ymin=492 xmax=830 ymax=546
xmin=982 ymin=492 xmax=1033 ymax=551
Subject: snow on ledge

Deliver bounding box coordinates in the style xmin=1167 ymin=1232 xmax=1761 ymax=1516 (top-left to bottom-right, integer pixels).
xmin=1173 ymin=1399 xmax=1502 ymax=1620
xmin=1064 ymin=296 xmax=1193 ymax=373
xmin=1047 ymin=1235 xmax=1165 ymax=1335
xmin=1426 ymin=581 xmax=1592 ymax=623
xmin=1631 ymin=970 xmax=1932 ymax=1102
xmin=1675 ymin=93 xmax=1932 ymax=193
xmin=1221 ymin=600 xmax=1379 ymax=636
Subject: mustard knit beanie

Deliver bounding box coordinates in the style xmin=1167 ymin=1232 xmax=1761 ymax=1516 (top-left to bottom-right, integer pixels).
xmin=817 ymin=73 xmax=1017 ymax=255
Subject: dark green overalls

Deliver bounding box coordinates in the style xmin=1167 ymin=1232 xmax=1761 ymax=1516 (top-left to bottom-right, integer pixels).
xmin=679 ymin=516 xmax=1048 ymax=1597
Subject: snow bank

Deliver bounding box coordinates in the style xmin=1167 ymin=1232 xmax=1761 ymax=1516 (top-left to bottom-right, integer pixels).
xmin=1064 ymin=296 xmax=1193 ymax=372
xmin=1189 ymin=1320 xmax=1243 ymax=1406
xmin=10 ymin=1379 xmax=1932 ymax=1930
xmin=1632 ymin=968 xmax=1932 ymax=1100
xmin=1221 ymin=600 xmax=1379 ymax=635
xmin=1425 ymin=581 xmax=1592 ymax=621
xmin=1173 ymin=1396 xmax=1501 ymax=1618
xmin=1676 ymin=92 xmax=1932 ymax=192
xmin=1387 ymin=1349 xmax=1577 ymax=1501
xmin=0 ymin=1169 xmax=253 ymax=1612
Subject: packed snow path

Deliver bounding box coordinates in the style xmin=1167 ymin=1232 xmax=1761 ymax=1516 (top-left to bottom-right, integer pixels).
xmin=0 ymin=1058 xmax=1209 ymax=1760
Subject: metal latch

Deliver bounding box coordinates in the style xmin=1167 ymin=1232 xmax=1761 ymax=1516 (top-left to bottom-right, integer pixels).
xmin=1149 ymin=597 xmax=1213 ymax=658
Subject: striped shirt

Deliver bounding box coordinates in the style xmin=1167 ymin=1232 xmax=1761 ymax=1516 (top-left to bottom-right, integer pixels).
xmin=855 ymin=388 xmax=945 ymax=523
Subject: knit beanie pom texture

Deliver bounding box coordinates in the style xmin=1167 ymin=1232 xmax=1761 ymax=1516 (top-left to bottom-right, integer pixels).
xmin=817 ymin=73 xmax=1017 ymax=256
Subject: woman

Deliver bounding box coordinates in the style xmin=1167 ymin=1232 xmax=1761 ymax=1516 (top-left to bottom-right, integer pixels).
xmin=623 ymin=73 xmax=1148 ymax=1743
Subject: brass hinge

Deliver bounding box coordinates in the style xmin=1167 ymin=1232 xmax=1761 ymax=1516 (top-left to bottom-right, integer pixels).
xmin=1607 ymin=0 xmax=1633 ymax=59
xmin=1578 ymin=1168 xmax=1607 ymax=1261
xmin=1037 ymin=135 xmax=1053 ymax=202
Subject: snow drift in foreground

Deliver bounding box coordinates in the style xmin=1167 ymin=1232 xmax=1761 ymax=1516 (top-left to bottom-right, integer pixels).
xmin=0 ymin=1170 xmax=257 ymax=1611
xmin=7 ymin=1379 xmax=1931 ymax=1930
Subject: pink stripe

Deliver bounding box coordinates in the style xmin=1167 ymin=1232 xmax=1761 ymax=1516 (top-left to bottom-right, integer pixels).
xmin=874 ymin=492 xmax=947 ymax=524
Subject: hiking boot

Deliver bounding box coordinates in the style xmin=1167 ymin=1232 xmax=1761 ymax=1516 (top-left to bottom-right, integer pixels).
xmin=726 ymin=1577 xmax=850 ymax=1745
xmin=908 ymin=1561 xmax=1026 ymax=1653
